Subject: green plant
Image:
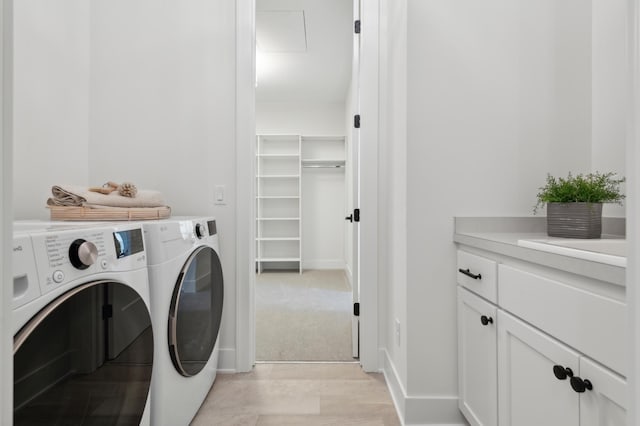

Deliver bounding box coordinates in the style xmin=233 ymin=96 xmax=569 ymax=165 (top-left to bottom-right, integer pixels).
xmin=534 ymin=171 xmax=625 ymax=214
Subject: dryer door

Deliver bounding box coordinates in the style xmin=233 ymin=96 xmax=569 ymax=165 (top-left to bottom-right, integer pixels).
xmin=13 ymin=280 xmax=153 ymax=426
xmin=168 ymin=245 xmax=224 ymax=377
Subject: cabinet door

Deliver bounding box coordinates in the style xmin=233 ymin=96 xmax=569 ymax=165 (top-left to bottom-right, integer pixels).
xmin=579 ymin=357 xmax=626 ymax=426
xmin=458 ymin=287 xmax=497 ymax=426
xmin=498 ymin=311 xmax=580 ymax=426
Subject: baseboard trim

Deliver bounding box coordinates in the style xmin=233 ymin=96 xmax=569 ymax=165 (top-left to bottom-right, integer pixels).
xmin=217 ymin=348 xmax=236 ymax=373
xmin=302 ymin=260 xmax=345 ymax=270
xmin=381 ymin=349 xmax=467 ymax=426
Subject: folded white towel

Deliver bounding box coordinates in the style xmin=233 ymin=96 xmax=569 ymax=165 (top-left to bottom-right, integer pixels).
xmin=47 ymin=185 xmax=166 ymax=208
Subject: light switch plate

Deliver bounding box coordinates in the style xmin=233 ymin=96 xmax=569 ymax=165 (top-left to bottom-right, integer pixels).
xmin=214 ymin=185 xmax=226 ymax=205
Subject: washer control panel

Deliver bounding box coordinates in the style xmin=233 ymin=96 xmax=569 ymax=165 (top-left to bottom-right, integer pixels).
xmin=29 ymin=225 xmax=147 ymax=295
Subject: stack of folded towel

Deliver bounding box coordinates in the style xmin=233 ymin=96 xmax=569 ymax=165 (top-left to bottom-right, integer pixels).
xmin=47 ymin=184 xmax=166 ymax=209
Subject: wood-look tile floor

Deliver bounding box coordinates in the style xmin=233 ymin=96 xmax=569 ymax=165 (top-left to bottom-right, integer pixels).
xmin=191 ymin=363 xmax=401 ymax=426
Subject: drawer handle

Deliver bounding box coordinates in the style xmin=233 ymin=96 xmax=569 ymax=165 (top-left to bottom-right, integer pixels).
xmin=570 ymin=376 xmax=593 ymax=393
xmin=459 ymin=268 xmax=482 ymax=280
xmin=552 ymin=365 xmax=574 ymax=380
xmin=480 ymin=315 xmax=493 ymax=326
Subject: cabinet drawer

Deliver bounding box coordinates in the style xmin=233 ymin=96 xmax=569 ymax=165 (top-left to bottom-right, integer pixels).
xmin=499 ymin=264 xmax=626 ymax=376
xmin=457 ymin=251 xmax=498 ymax=303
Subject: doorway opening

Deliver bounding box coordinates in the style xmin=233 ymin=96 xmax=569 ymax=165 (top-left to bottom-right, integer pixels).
xmin=253 ymin=0 xmax=359 ymax=362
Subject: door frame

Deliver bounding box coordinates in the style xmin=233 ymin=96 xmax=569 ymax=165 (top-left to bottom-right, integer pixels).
xmin=1 ymin=0 xmax=12 ymax=422
xmin=234 ymin=0 xmax=380 ymax=372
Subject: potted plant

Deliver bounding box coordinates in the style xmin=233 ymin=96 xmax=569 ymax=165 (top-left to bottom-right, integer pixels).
xmin=534 ymin=171 xmax=625 ymax=239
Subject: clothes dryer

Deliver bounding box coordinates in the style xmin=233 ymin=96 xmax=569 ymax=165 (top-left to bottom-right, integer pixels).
xmin=143 ymin=217 xmax=224 ymax=426
xmin=12 ymin=222 xmax=154 ymax=426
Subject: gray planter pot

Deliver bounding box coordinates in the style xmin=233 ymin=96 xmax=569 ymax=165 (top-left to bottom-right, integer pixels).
xmin=546 ymin=202 xmax=603 ymax=239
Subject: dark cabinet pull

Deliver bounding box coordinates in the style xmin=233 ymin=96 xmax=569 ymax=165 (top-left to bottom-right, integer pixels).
xmin=553 ymin=365 xmax=574 ymax=380
xmin=480 ymin=315 xmax=493 ymax=326
xmin=570 ymin=376 xmax=593 ymax=393
xmin=458 ymin=268 xmax=482 ymax=280
xmin=345 ymin=214 xmax=353 ymax=222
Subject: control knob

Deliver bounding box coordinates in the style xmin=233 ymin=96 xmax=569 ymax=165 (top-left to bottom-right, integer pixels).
xmin=69 ymin=239 xmax=98 ymax=270
xmin=195 ymin=223 xmax=206 ymax=239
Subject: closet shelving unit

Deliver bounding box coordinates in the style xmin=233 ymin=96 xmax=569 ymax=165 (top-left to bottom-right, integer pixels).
xmin=301 ymin=136 xmax=346 ymax=169
xmin=255 ymin=135 xmax=302 ymax=273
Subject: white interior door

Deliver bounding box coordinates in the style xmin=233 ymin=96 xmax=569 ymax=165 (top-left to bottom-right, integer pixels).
xmin=349 ymin=0 xmax=361 ymax=359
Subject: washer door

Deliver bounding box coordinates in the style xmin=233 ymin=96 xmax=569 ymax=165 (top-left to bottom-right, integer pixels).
xmin=168 ymin=246 xmax=224 ymax=377
xmin=13 ymin=281 xmax=153 ymax=426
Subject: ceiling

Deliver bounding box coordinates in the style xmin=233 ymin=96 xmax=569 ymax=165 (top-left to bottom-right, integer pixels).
xmin=256 ymin=0 xmax=353 ymax=104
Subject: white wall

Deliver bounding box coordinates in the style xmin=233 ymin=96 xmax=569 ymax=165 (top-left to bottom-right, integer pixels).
xmin=379 ymin=0 xmax=408 ymax=399
xmin=256 ymin=101 xmax=345 ymax=135
xmin=257 ymin=102 xmax=347 ymax=269
xmin=378 ymin=0 xmax=593 ymax=423
xmin=11 ymin=0 xmax=240 ymax=370
xmin=344 ymin=81 xmax=353 ymax=281
xmin=592 ymin=0 xmax=628 ymax=217
xmin=13 ymin=0 xmax=90 ymax=219
xmin=89 ymin=0 xmax=238 ymax=367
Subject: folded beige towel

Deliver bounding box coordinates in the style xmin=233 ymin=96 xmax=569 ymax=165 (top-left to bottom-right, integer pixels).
xmin=47 ymin=185 xmax=166 ymax=208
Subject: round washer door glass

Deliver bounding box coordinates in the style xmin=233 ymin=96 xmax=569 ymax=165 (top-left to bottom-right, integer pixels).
xmin=169 ymin=245 xmax=224 ymax=376
xmin=13 ymin=281 xmax=153 ymax=426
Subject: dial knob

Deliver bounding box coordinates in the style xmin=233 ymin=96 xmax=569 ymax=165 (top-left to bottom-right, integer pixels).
xmin=69 ymin=239 xmax=98 ymax=270
xmin=195 ymin=223 xmax=205 ymax=239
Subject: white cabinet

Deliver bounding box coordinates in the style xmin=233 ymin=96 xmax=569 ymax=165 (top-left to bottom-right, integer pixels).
xmin=457 ymin=287 xmax=498 ymax=426
xmin=456 ymin=249 xmax=627 ymax=426
xmin=579 ymin=356 xmax=627 ymax=426
xmin=255 ymin=135 xmax=302 ymax=273
xmin=498 ymin=311 xmax=580 ymax=426
xmin=498 ymin=310 xmax=627 ymax=426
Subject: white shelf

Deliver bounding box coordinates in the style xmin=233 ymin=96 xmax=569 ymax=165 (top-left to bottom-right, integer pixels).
xmin=256 ymin=237 xmax=300 ymax=241
xmin=256 ymin=195 xmax=300 ymax=199
xmin=256 ymin=175 xmax=300 ymax=178
xmin=256 ymin=217 xmax=300 ymax=221
xmin=256 ymin=154 xmax=300 ymax=158
xmin=257 ymin=257 xmax=301 ymax=262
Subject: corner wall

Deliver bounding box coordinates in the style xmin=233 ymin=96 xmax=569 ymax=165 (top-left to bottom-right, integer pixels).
xmin=380 ymin=0 xmax=594 ymax=423
xmin=88 ymin=0 xmax=238 ymax=368
xmin=13 ymin=0 xmax=90 ymax=219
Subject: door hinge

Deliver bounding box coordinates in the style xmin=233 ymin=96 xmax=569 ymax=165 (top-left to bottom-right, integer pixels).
xmin=354 ymin=20 xmax=361 ymax=34
xmin=354 ymin=302 xmax=360 ymax=316
xmin=102 ymin=304 xmax=113 ymax=319
xmin=354 ymin=208 xmax=360 ymax=222
xmin=354 ymin=114 xmax=361 ymax=129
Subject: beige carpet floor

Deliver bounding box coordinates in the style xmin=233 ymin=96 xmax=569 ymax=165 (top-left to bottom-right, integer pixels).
xmin=255 ymin=270 xmax=354 ymax=362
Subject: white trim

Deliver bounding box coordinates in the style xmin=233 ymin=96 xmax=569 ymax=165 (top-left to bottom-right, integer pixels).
xmin=358 ymin=0 xmax=380 ymax=373
xmin=216 ymin=348 xmax=237 ymax=373
xmin=382 ymin=350 xmax=466 ymax=426
xmin=345 ymin=262 xmax=353 ymax=286
xmin=237 ymin=0 xmax=380 ymax=372
xmin=235 ymin=0 xmax=257 ymax=373
xmin=301 ymin=259 xmax=345 ymax=270
xmin=1 ymin=0 xmax=12 ymax=422
xmin=628 ymin=0 xmax=640 ymax=423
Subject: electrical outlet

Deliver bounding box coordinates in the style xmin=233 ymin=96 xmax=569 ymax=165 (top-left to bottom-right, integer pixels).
xmin=395 ymin=319 xmax=401 ymax=346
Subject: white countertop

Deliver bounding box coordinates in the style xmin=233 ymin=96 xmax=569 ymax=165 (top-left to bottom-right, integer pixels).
xmin=453 ymin=218 xmax=626 ymax=287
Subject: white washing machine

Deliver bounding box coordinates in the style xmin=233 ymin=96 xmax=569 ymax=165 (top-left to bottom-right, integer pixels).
xmin=143 ymin=217 xmax=224 ymax=426
xmin=12 ymin=221 xmax=154 ymax=426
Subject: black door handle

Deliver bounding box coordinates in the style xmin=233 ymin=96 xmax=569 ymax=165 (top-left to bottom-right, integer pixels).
xmin=458 ymin=268 xmax=482 ymax=280
xmin=480 ymin=315 xmax=493 ymax=326
xmin=570 ymin=376 xmax=593 ymax=393
xmin=553 ymin=365 xmax=574 ymax=380
xmin=345 ymin=214 xmax=353 ymax=222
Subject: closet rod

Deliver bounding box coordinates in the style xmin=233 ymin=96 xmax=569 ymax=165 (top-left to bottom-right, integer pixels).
xmin=302 ymin=164 xmax=345 ymax=169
